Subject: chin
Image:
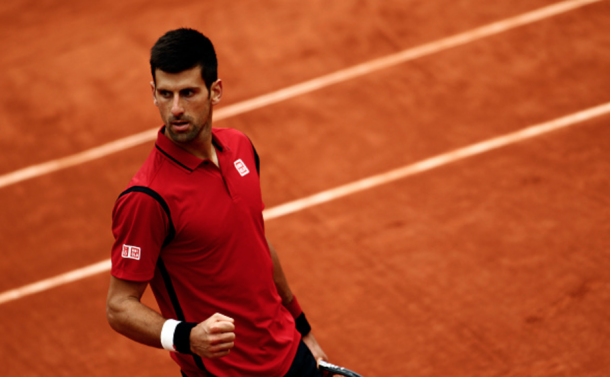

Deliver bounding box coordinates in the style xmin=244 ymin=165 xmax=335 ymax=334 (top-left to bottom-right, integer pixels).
xmin=167 ymin=125 xmax=203 ymax=144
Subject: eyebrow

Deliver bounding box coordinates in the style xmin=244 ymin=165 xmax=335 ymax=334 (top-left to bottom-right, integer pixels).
xmin=156 ymin=86 xmax=201 ymax=93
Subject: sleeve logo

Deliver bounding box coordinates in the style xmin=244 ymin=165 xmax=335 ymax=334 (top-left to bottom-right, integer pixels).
xmin=121 ymin=244 xmax=141 ymax=260
xmin=234 ymin=159 xmax=250 ymax=176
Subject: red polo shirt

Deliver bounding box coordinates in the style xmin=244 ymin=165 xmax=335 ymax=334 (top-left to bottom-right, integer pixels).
xmin=111 ymin=127 xmax=300 ymax=377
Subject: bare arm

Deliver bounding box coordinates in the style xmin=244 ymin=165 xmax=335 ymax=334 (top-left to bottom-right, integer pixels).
xmin=106 ymin=276 xmax=235 ymax=358
xmin=106 ymin=276 xmax=166 ymax=348
xmin=267 ymin=238 xmax=294 ymax=305
xmin=266 ymin=237 xmax=328 ymax=363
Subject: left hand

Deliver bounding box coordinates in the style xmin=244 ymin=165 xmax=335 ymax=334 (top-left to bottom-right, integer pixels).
xmin=302 ymin=332 xmax=328 ymax=364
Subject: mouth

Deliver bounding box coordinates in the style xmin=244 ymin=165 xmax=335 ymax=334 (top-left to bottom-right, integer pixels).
xmin=170 ymin=120 xmax=190 ymax=132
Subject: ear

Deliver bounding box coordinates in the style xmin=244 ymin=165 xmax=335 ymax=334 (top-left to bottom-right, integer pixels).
xmin=150 ymin=81 xmax=158 ymax=107
xmin=210 ymin=79 xmax=223 ymax=105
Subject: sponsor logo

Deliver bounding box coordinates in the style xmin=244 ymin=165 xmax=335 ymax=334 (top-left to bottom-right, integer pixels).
xmin=234 ymin=159 xmax=250 ymax=177
xmin=122 ymin=244 xmax=141 ymax=260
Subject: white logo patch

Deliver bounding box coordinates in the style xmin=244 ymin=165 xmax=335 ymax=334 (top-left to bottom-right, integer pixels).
xmin=234 ymin=159 xmax=250 ymax=177
xmin=122 ymin=244 xmax=141 ymax=260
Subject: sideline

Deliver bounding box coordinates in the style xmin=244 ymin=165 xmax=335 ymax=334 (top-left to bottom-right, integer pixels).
xmin=1 ymin=101 xmax=609 ymax=305
xmin=0 ymin=0 xmax=601 ymax=189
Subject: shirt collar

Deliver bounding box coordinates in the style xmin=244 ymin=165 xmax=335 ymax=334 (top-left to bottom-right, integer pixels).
xmin=155 ymin=126 xmax=226 ymax=171
xmin=211 ymin=130 xmax=226 ymax=152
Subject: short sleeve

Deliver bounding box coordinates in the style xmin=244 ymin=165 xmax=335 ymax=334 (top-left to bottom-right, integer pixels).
xmin=111 ymin=190 xmax=169 ymax=282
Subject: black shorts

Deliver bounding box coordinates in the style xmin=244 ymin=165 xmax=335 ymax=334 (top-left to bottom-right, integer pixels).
xmin=283 ymin=340 xmax=322 ymax=377
xmin=180 ymin=340 xmax=321 ymax=377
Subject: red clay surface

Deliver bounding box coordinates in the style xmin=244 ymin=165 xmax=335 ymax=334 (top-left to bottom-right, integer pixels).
xmin=1 ymin=0 xmax=609 ymax=376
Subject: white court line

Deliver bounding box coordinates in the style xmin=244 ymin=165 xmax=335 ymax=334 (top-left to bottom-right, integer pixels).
xmin=1 ymin=102 xmax=609 ymax=305
xmin=263 ymin=103 xmax=610 ymax=219
xmin=0 ymin=0 xmax=601 ymax=189
xmin=0 ymin=261 xmax=111 ymax=305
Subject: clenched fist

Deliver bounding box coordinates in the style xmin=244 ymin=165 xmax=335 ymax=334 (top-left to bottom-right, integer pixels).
xmin=190 ymin=313 xmax=236 ymax=359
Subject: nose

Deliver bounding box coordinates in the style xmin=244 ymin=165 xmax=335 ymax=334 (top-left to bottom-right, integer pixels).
xmin=171 ymin=95 xmax=184 ymax=117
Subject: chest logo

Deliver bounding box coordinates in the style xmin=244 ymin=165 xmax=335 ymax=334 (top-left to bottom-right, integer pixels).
xmin=122 ymin=244 xmax=141 ymax=260
xmin=234 ymin=159 xmax=250 ymax=177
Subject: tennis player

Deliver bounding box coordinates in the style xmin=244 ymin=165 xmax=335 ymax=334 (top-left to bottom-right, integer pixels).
xmin=106 ymin=28 xmax=327 ymax=377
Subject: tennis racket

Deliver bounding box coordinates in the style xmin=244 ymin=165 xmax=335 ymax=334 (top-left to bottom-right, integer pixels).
xmin=319 ymin=360 xmax=364 ymax=377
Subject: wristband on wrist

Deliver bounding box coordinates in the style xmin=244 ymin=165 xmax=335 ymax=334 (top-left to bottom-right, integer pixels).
xmin=174 ymin=322 xmax=197 ymax=354
xmin=160 ymin=319 xmax=180 ymax=352
xmin=295 ymin=312 xmax=312 ymax=336
xmin=160 ymin=319 xmax=197 ymax=354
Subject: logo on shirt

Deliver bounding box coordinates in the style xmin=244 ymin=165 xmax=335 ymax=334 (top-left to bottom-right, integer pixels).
xmin=122 ymin=245 xmax=141 ymax=260
xmin=234 ymin=159 xmax=250 ymax=177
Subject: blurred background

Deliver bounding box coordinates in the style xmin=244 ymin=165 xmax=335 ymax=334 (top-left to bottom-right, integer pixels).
xmin=1 ymin=0 xmax=609 ymax=375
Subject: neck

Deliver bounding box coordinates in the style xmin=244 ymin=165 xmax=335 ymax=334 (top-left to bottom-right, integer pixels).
xmin=164 ymin=126 xmax=218 ymax=166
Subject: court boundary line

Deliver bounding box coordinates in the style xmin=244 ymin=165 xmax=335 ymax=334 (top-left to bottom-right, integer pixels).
xmin=0 ymin=0 xmax=601 ymax=189
xmin=1 ymin=101 xmax=609 ymax=305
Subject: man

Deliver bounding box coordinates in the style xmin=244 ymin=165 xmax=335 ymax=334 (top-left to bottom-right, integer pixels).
xmin=106 ymin=28 xmax=327 ymax=377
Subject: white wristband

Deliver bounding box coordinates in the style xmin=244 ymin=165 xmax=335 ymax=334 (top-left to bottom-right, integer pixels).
xmin=160 ymin=319 xmax=181 ymax=352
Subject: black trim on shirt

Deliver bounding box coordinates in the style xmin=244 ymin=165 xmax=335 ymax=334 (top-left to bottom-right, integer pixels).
xmin=117 ymin=186 xmax=212 ymax=375
xmin=212 ymin=137 xmax=223 ymax=152
xmin=155 ymin=258 xmax=186 ymax=320
xmin=118 ymin=186 xmax=176 ymax=247
xmin=155 ymin=144 xmax=194 ymax=172
xmin=247 ymin=138 xmax=260 ymax=175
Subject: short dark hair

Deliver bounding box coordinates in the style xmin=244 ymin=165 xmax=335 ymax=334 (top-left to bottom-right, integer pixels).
xmin=150 ymin=28 xmax=218 ymax=89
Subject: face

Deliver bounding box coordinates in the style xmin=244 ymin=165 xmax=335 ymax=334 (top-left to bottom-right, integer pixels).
xmin=151 ymin=65 xmax=222 ymax=145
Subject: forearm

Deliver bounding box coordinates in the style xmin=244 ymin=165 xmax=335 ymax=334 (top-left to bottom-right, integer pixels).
xmin=106 ymin=277 xmax=236 ymax=358
xmin=266 ymin=237 xmax=311 ymax=333
xmin=266 ymin=237 xmax=294 ymax=305
xmin=265 ymin=239 xmax=329 ymax=362
xmin=106 ymin=278 xmax=166 ymax=349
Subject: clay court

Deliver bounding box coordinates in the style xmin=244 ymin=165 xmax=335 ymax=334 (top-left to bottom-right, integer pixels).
xmin=1 ymin=0 xmax=609 ymax=375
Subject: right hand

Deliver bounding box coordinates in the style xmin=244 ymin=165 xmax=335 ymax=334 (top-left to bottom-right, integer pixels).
xmin=190 ymin=313 xmax=236 ymax=359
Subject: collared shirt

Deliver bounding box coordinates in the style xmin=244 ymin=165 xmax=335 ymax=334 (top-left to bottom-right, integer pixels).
xmin=111 ymin=127 xmax=299 ymax=377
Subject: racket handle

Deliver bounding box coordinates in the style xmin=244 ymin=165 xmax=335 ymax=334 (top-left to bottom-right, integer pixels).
xmin=319 ymin=360 xmax=364 ymax=377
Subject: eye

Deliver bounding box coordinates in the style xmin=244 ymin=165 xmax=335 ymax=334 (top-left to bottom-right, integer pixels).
xmin=159 ymin=90 xmax=172 ymax=99
xmin=181 ymin=89 xmax=195 ymax=97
